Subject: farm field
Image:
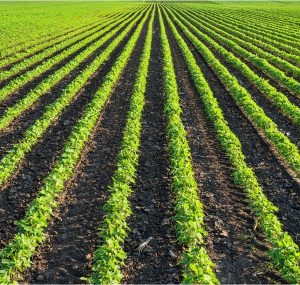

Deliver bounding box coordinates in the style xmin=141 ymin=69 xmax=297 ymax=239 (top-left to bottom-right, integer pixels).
xmin=0 ymin=1 xmax=300 ymax=284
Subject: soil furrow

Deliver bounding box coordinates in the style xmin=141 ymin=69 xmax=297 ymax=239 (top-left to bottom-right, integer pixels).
xmin=0 ymin=16 xmax=141 ymax=160
xmin=122 ymin=13 xmax=181 ymax=284
xmin=173 ymin=21 xmax=300 ymax=247
xmin=196 ymin=11 xmax=299 ymax=66
xmin=22 ymin=18 xmax=148 ymax=284
xmin=165 ymin=18 xmax=283 ymax=284
xmin=0 ymin=16 xmax=143 ymax=249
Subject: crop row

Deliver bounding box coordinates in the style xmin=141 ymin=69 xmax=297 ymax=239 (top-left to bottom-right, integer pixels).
xmin=0 ymin=6 xmax=151 ymax=284
xmin=88 ymin=8 xmax=154 ymax=283
xmin=231 ymin=8 xmax=300 ymax=30
xmin=0 ymin=8 xmax=144 ymax=131
xmin=162 ymin=5 xmax=300 ymax=283
xmin=0 ymin=12 xmax=118 ymax=71
xmin=0 ymin=20 xmax=95 ymax=59
xmin=0 ymin=3 xmax=299 ymax=284
xmin=210 ymin=8 xmax=300 ymax=39
xmin=0 ymin=7 xmax=147 ymax=188
xmin=166 ymin=7 xmax=300 ymax=179
xmin=205 ymin=5 xmax=299 ymax=33
xmin=159 ymin=7 xmax=219 ymax=284
xmin=168 ymin=8 xmax=300 ymax=129
xmin=0 ymin=12 xmax=115 ymax=66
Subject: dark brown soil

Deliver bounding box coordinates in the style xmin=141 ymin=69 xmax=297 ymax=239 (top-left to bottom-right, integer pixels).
xmin=23 ymin=15 xmax=148 ymax=284
xmin=169 ymin=15 xmax=300 ymax=248
xmin=198 ymin=32 xmax=300 ymax=148
xmin=193 ymin=10 xmax=300 ymax=78
xmin=0 ymin=32 xmax=102 ymax=94
xmin=122 ymin=13 xmax=181 ymax=284
xmin=209 ymin=33 xmax=300 ymax=108
xmin=0 ymin=14 xmax=144 ymax=249
xmin=165 ymin=15 xmax=283 ymax=284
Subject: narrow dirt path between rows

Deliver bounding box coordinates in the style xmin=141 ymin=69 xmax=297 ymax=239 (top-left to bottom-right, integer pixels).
xmin=234 ymin=53 xmax=300 ymax=106
xmin=172 ymin=20 xmax=300 ymax=246
xmin=122 ymin=13 xmax=181 ymax=284
xmin=192 ymin=13 xmax=300 ymax=82
xmin=165 ymin=18 xmax=283 ymax=284
xmin=0 ymin=28 xmax=109 ymax=105
xmin=23 ymin=18 xmax=148 ymax=284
